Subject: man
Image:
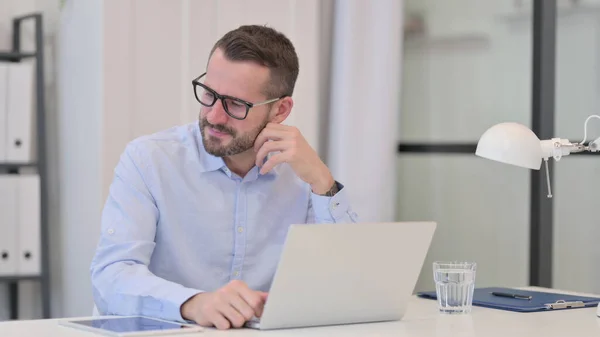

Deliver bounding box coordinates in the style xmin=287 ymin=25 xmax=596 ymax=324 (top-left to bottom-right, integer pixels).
xmin=90 ymin=25 xmax=358 ymax=330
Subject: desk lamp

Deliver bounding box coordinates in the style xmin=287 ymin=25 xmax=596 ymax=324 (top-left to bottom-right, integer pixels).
xmin=476 ymin=115 xmax=600 ymax=197
xmin=475 ymin=115 xmax=600 ymax=316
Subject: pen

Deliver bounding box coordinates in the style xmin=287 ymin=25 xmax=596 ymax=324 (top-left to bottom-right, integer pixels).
xmin=491 ymin=291 xmax=532 ymax=300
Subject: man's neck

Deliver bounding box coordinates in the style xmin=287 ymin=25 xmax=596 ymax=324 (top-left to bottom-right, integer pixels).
xmin=223 ymin=150 xmax=257 ymax=178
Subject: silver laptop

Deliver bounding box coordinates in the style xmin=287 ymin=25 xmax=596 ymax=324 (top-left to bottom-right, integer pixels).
xmin=245 ymin=221 xmax=436 ymax=330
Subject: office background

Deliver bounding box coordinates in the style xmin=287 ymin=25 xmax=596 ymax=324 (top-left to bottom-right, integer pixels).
xmin=0 ymin=0 xmax=597 ymax=322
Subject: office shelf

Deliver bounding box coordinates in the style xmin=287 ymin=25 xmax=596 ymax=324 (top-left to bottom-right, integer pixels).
xmin=0 ymin=52 xmax=36 ymax=62
xmin=0 ymin=13 xmax=50 ymax=321
xmin=0 ymin=163 xmax=38 ymax=169
xmin=0 ymin=275 xmax=41 ymax=282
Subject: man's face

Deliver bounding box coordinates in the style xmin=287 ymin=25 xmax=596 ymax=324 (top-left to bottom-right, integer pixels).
xmin=199 ymin=48 xmax=273 ymax=157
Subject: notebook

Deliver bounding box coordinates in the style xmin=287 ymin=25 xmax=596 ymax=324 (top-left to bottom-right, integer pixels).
xmin=417 ymin=287 xmax=600 ymax=312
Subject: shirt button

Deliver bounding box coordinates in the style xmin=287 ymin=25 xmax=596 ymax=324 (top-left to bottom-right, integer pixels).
xmin=234 ymin=271 xmax=240 ymax=277
xmin=107 ymin=228 xmax=115 ymax=235
xmin=237 ymin=227 xmax=244 ymax=233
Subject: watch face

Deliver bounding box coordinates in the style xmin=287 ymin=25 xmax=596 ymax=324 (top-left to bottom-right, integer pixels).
xmin=326 ymin=182 xmax=339 ymax=196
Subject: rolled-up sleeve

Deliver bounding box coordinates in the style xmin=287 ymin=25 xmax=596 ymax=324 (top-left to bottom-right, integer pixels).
xmin=90 ymin=142 xmax=201 ymax=322
xmin=307 ymin=182 xmax=359 ymax=224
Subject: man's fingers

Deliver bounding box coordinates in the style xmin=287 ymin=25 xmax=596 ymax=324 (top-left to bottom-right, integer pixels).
xmin=253 ymin=128 xmax=291 ymax=152
xmin=237 ymin=286 xmax=267 ymax=317
xmin=229 ymin=293 xmax=256 ymax=321
xmin=226 ymin=281 xmax=267 ymax=319
xmin=206 ymin=310 xmax=231 ymax=330
xmin=255 ymin=141 xmax=291 ymax=167
xmin=259 ymin=152 xmax=287 ymax=175
xmin=255 ymin=292 xmax=269 ymax=317
xmin=258 ymin=291 xmax=269 ymax=301
xmin=253 ymin=132 xmax=278 ymax=152
xmin=264 ymin=122 xmax=288 ymax=131
xmin=218 ymin=304 xmax=247 ymax=329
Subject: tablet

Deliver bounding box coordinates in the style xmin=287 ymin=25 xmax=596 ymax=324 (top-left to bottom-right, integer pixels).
xmin=58 ymin=316 xmax=203 ymax=336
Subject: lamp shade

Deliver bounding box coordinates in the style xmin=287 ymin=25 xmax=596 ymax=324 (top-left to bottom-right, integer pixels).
xmin=475 ymin=122 xmax=543 ymax=170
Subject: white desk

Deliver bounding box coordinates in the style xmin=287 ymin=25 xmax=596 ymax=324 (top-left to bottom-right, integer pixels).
xmin=2 ymin=288 xmax=600 ymax=337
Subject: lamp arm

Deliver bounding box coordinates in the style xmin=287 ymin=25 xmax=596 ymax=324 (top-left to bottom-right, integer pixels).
xmin=540 ymin=136 xmax=600 ymax=160
xmin=542 ymin=114 xmax=600 ymax=160
xmin=589 ymin=137 xmax=600 ymax=152
xmin=538 ymin=136 xmax=598 ymax=198
xmin=540 ymin=138 xmax=579 ymax=161
xmin=580 ymin=115 xmax=600 ymax=145
xmin=538 ymin=138 xmax=586 ymax=198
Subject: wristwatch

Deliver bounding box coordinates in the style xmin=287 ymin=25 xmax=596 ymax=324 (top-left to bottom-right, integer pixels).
xmin=321 ymin=181 xmax=340 ymax=197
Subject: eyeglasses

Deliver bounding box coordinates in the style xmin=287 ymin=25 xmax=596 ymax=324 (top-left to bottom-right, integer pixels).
xmin=192 ymin=72 xmax=285 ymax=120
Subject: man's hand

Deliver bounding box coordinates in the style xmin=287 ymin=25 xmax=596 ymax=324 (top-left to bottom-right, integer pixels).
xmin=180 ymin=280 xmax=268 ymax=330
xmin=254 ymin=123 xmax=335 ymax=194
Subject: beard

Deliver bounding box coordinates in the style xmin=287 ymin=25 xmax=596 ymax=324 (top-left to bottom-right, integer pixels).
xmin=199 ymin=116 xmax=269 ymax=157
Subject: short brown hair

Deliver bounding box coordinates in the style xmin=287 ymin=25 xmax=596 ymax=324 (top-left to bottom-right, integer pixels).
xmin=209 ymin=25 xmax=299 ymax=98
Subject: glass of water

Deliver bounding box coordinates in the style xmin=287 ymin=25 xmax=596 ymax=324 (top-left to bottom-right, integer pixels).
xmin=433 ymin=261 xmax=477 ymax=314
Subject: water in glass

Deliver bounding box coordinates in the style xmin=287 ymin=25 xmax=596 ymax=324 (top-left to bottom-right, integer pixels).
xmin=433 ymin=262 xmax=476 ymax=314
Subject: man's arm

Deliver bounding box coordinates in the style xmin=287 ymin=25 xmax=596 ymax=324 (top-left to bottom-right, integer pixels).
xmin=90 ymin=142 xmax=201 ymax=322
xmin=251 ymin=123 xmax=359 ymax=224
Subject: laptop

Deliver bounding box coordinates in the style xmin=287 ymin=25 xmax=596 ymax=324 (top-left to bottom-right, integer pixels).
xmin=245 ymin=221 xmax=436 ymax=330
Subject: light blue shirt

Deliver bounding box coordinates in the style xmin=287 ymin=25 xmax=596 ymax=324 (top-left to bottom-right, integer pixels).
xmin=90 ymin=122 xmax=358 ymax=322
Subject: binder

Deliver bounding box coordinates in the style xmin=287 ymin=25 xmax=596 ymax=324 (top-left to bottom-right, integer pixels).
xmin=0 ymin=63 xmax=7 ymax=162
xmin=418 ymin=287 xmax=600 ymax=312
xmin=6 ymin=61 xmax=35 ymax=163
xmin=16 ymin=174 xmax=41 ymax=276
xmin=0 ymin=176 xmax=18 ymax=276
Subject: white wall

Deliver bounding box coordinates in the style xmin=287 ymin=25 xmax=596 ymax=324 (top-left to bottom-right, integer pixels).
xmin=327 ymin=0 xmax=403 ymax=223
xmin=57 ymin=0 xmax=103 ymax=318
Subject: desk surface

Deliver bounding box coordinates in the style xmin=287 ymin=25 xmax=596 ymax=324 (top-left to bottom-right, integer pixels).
xmin=2 ymin=287 xmax=600 ymax=337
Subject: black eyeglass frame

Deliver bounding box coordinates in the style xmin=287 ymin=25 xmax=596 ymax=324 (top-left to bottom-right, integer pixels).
xmin=192 ymin=72 xmax=287 ymax=120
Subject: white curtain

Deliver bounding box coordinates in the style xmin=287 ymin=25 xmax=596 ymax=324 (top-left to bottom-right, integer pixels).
xmin=327 ymin=0 xmax=403 ymax=222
